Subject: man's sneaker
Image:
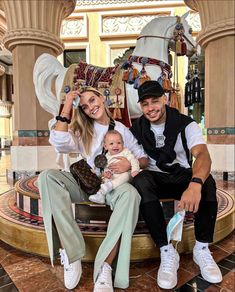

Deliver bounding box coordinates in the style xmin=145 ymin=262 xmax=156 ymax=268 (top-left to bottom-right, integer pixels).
xmin=89 ymin=191 xmax=105 ymax=204
xmin=193 ymin=246 xmax=222 ymax=283
xmin=60 ymin=249 xmax=82 ymax=290
xmin=157 ymin=244 xmax=180 ymax=289
xmin=94 ymin=262 xmax=114 ymax=292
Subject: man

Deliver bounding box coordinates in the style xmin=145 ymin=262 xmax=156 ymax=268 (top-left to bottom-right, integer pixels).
xmin=130 ymin=80 xmax=222 ymax=290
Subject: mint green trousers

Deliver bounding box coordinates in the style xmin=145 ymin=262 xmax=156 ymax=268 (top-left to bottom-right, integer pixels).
xmin=37 ymin=169 xmax=141 ymax=289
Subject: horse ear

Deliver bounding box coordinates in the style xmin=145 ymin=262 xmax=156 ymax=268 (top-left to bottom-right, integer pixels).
xmin=181 ymin=11 xmax=190 ymax=20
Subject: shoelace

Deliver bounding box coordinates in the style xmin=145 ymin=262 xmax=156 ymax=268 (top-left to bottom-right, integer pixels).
xmin=197 ymin=248 xmax=215 ymax=268
xmin=97 ymin=265 xmax=112 ymax=286
xmin=161 ymin=250 xmax=177 ymax=272
xmin=60 ymin=250 xmax=72 ymax=272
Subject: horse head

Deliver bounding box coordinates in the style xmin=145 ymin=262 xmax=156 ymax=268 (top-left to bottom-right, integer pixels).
xmin=133 ymin=13 xmax=196 ymax=63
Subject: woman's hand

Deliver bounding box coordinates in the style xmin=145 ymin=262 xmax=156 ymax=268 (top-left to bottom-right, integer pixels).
xmin=108 ymin=157 xmax=131 ymax=174
xmin=65 ymin=91 xmax=79 ymax=107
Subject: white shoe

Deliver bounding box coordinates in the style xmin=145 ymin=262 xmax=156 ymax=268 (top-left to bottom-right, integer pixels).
xmin=193 ymin=246 xmax=222 ymax=283
xmin=94 ymin=262 xmax=114 ymax=292
xmin=157 ymin=244 xmax=180 ymax=289
xmin=89 ymin=192 xmax=105 ymax=204
xmin=60 ymin=249 xmax=82 ymax=290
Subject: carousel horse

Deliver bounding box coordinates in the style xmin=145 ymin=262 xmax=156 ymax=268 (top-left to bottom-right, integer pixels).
xmin=33 ymin=13 xmax=196 ymax=124
xmin=33 ymin=13 xmax=196 ymax=170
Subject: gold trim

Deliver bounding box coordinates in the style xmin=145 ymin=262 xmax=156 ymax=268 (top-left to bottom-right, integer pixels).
xmin=15 ymin=180 xmax=40 ymax=200
xmin=0 ymin=199 xmax=234 ymax=262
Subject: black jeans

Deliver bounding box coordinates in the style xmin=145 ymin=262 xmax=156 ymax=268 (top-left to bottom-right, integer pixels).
xmin=132 ymin=169 xmax=217 ymax=247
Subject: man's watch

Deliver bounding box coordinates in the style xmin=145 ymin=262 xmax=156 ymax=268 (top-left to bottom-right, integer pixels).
xmin=191 ymin=177 xmax=203 ymax=186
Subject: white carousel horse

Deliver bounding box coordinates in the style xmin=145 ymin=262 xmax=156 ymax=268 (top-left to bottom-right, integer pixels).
xmin=33 ymin=13 xmax=196 ymax=170
xmin=33 ymin=13 xmax=196 ymax=123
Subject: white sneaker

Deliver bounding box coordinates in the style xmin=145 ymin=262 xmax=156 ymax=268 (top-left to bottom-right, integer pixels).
xmin=89 ymin=191 xmax=105 ymax=204
xmin=94 ymin=262 xmax=114 ymax=292
xmin=60 ymin=249 xmax=82 ymax=290
xmin=157 ymin=244 xmax=180 ymax=289
xmin=193 ymin=246 xmax=222 ymax=283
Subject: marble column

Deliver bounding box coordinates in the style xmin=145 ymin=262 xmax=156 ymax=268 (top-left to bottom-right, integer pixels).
xmin=184 ymin=0 xmax=235 ymax=174
xmin=1 ymin=0 xmax=76 ymax=178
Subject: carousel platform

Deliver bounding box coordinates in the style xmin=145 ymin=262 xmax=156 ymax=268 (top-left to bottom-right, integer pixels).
xmin=0 ymin=175 xmax=234 ymax=262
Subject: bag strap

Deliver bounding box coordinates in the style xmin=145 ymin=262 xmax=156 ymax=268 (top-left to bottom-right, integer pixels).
xmin=181 ymin=129 xmax=192 ymax=167
xmin=101 ymin=118 xmax=115 ymax=155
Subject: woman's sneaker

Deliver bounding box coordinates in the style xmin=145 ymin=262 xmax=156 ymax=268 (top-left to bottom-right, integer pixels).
xmin=157 ymin=244 xmax=180 ymax=289
xmin=94 ymin=262 xmax=113 ymax=292
xmin=60 ymin=249 xmax=82 ymax=290
xmin=193 ymin=246 xmax=222 ymax=283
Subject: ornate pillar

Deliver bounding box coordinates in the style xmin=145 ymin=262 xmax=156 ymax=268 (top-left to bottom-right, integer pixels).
xmin=1 ymin=0 xmax=76 ymax=178
xmin=184 ymin=0 xmax=235 ymax=174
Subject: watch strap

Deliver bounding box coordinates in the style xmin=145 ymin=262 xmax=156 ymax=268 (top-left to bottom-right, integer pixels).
xmin=191 ymin=177 xmax=203 ymax=186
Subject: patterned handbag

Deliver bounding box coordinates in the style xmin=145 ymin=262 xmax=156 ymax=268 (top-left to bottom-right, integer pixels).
xmin=70 ymin=159 xmax=102 ymax=195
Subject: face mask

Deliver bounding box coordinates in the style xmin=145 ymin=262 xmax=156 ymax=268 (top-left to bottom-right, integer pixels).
xmin=167 ymin=210 xmax=185 ymax=243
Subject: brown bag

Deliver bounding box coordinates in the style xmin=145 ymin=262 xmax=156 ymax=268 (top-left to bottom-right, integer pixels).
xmin=70 ymin=159 xmax=102 ymax=195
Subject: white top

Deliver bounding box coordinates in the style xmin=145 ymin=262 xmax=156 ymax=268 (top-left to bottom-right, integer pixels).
xmin=49 ymin=121 xmax=146 ymax=173
xmin=106 ymin=148 xmax=140 ymax=173
xmin=147 ymin=121 xmax=206 ymax=172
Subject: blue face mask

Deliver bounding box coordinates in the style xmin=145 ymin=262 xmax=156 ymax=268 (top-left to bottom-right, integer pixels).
xmin=166 ymin=210 xmax=185 ymax=243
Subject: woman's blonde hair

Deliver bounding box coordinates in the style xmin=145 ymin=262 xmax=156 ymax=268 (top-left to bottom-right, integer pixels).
xmin=70 ymin=86 xmax=112 ymax=154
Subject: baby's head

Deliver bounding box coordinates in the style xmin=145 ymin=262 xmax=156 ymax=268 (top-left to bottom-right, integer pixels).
xmin=104 ymin=130 xmax=124 ymax=155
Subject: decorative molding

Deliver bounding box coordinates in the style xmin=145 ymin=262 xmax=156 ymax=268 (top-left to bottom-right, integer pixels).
xmin=186 ymin=11 xmax=201 ymax=32
xmin=76 ymin=0 xmax=184 ymax=9
xmin=207 ymin=127 xmax=235 ymax=136
xmin=1 ymin=0 xmax=76 ymax=54
xmin=207 ymin=128 xmax=235 ymax=145
xmin=197 ymin=18 xmax=235 ymax=48
xmin=14 ymin=130 xmax=50 ymax=138
xmin=100 ymin=10 xmax=171 ymax=38
xmin=77 ymin=0 xmax=168 ymax=4
xmin=0 ymin=100 xmax=13 ymax=118
xmin=3 ymin=29 xmax=64 ymax=55
xmin=0 ymin=10 xmax=7 ymax=40
xmin=61 ymin=14 xmax=88 ymax=39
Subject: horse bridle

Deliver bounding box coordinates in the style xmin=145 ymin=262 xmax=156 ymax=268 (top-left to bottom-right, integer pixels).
xmin=136 ymin=15 xmax=196 ymax=50
xmin=136 ymin=34 xmax=196 ymax=49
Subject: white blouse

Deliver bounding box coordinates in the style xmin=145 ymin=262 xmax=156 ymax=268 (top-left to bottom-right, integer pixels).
xmin=49 ymin=121 xmax=147 ymax=171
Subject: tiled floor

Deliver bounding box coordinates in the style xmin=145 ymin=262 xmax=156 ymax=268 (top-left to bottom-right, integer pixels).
xmin=0 ymin=151 xmax=234 ymax=292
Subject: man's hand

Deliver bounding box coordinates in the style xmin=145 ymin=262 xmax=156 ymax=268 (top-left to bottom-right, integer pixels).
xmin=178 ymin=182 xmax=202 ymax=213
xmin=108 ymin=157 xmax=131 ymax=174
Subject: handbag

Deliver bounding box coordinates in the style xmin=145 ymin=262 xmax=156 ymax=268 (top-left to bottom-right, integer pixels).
xmin=70 ymin=159 xmax=102 ymax=195
xmin=70 ymin=118 xmax=115 ymax=195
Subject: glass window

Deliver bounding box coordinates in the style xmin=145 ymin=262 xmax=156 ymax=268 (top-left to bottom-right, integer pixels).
xmin=63 ymin=49 xmax=86 ymax=68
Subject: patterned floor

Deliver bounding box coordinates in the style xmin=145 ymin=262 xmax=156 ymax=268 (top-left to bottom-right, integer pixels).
xmin=0 ymin=233 xmax=234 ymax=292
xmin=0 ymin=151 xmax=234 ymax=291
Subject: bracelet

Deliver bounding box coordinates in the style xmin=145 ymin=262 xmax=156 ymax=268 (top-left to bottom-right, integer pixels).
xmin=56 ymin=115 xmax=71 ymax=124
xmin=61 ymin=111 xmax=71 ymax=115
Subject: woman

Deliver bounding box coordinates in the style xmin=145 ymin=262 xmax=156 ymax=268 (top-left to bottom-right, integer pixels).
xmin=37 ymin=86 xmax=148 ymax=291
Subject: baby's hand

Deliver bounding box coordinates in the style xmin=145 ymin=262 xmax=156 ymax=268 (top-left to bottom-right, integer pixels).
xmin=131 ymin=171 xmax=139 ymax=177
xmin=103 ymin=170 xmax=113 ymax=179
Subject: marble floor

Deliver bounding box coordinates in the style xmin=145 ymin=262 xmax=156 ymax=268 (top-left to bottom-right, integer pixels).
xmin=0 ymin=150 xmax=234 ymax=292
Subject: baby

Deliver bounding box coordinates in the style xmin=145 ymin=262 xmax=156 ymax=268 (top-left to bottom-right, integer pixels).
xmin=89 ymin=130 xmax=140 ymax=204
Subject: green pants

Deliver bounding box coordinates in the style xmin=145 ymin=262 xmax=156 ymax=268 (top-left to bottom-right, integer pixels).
xmin=37 ymin=169 xmax=141 ymax=289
